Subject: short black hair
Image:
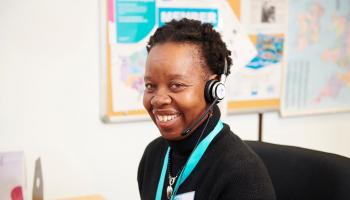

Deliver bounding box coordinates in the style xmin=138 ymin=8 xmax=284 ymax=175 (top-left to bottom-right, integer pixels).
xmin=146 ymin=18 xmax=232 ymax=76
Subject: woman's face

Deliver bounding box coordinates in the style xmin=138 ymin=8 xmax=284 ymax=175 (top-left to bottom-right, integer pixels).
xmin=143 ymin=42 xmax=209 ymax=140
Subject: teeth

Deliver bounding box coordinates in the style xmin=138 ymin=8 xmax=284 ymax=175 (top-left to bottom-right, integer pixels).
xmin=157 ymin=114 xmax=178 ymax=122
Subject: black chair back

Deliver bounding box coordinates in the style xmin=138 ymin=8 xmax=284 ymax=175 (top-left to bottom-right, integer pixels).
xmin=245 ymin=141 xmax=350 ymax=200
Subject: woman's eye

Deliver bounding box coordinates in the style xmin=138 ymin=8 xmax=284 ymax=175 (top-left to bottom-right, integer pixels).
xmin=145 ymin=83 xmax=154 ymax=91
xmin=170 ymin=83 xmax=185 ymax=90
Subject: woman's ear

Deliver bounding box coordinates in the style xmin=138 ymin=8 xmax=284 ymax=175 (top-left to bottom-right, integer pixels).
xmin=208 ymin=74 xmax=219 ymax=81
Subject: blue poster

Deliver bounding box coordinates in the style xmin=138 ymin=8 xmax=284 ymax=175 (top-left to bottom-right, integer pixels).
xmin=116 ymin=0 xmax=156 ymax=43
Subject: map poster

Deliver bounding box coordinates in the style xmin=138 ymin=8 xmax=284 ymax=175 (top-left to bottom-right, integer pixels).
xmin=101 ymin=0 xmax=259 ymax=122
xmin=281 ymin=0 xmax=350 ymax=116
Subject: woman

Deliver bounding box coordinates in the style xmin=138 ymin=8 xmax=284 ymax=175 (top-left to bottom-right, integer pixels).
xmin=138 ymin=18 xmax=276 ymax=200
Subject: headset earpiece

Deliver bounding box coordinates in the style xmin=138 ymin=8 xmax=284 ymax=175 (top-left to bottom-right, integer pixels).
xmin=204 ymin=80 xmax=217 ymax=103
xmin=204 ymin=79 xmax=225 ymax=103
xmin=204 ymin=58 xmax=228 ymax=104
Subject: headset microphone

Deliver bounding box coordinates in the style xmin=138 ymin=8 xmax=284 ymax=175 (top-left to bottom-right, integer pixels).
xmin=181 ymin=97 xmax=219 ymax=136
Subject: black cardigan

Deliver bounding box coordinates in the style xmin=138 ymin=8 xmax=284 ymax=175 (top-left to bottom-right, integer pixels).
xmin=138 ymin=106 xmax=276 ymax=200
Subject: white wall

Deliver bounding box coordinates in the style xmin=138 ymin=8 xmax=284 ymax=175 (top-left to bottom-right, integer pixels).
xmin=263 ymin=112 xmax=350 ymax=158
xmin=0 ymin=0 xmax=349 ymax=199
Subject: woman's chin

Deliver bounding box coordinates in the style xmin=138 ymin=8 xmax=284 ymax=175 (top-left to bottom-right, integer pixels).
xmin=159 ymin=129 xmax=183 ymax=141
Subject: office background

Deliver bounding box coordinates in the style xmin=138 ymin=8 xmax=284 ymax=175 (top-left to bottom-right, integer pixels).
xmin=0 ymin=0 xmax=349 ymax=199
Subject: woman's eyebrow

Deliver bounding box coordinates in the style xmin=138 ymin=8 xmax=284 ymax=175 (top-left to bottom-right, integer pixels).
xmin=144 ymin=74 xmax=193 ymax=81
xmin=144 ymin=76 xmax=152 ymax=81
xmin=167 ymin=74 xmax=190 ymax=80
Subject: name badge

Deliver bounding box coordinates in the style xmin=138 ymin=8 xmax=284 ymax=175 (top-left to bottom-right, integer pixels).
xmin=174 ymin=191 xmax=195 ymax=200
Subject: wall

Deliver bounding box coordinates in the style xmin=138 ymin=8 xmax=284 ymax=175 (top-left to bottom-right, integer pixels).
xmin=0 ymin=0 xmax=349 ymax=199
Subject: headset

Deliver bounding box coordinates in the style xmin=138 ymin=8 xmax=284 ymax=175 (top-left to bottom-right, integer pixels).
xmin=204 ymin=58 xmax=228 ymax=104
xmin=181 ymin=58 xmax=228 ymax=136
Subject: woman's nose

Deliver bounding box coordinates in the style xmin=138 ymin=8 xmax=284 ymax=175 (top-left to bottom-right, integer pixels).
xmin=151 ymin=94 xmax=171 ymax=107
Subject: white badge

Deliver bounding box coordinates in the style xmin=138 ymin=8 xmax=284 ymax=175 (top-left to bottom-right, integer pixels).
xmin=174 ymin=191 xmax=195 ymax=200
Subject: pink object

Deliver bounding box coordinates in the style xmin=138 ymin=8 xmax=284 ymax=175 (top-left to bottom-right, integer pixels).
xmin=11 ymin=186 xmax=23 ymax=200
xmin=108 ymin=0 xmax=114 ymax=22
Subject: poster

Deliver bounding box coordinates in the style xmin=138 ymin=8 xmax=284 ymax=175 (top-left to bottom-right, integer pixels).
xmin=281 ymin=0 xmax=350 ymax=116
xmin=225 ymin=0 xmax=285 ymax=113
xmin=227 ymin=33 xmax=284 ymax=112
xmin=101 ymin=0 xmax=259 ymax=122
xmin=240 ymin=0 xmax=288 ymax=34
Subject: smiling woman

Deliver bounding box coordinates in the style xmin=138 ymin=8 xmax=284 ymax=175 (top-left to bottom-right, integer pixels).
xmin=138 ymin=18 xmax=276 ymax=200
xmin=143 ymin=42 xmax=208 ymax=141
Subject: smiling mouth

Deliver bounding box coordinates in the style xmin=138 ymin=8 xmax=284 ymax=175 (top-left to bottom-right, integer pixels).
xmin=156 ymin=113 xmax=180 ymax=123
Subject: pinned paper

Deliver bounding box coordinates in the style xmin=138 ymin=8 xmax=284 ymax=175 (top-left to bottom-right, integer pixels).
xmin=0 ymin=152 xmax=25 ymax=200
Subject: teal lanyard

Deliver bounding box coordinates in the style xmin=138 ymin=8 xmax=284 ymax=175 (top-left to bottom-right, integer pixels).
xmin=155 ymin=121 xmax=224 ymax=200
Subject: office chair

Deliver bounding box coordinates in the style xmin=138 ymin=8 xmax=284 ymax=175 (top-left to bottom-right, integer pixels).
xmin=245 ymin=141 xmax=350 ymax=200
